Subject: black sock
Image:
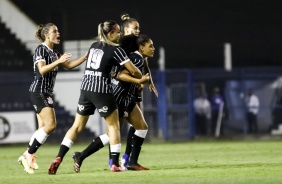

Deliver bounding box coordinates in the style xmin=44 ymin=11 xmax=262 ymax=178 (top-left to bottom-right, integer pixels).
xmin=80 ymin=137 xmax=104 ymax=160
xmin=129 ymin=134 xmax=144 ymax=165
xmin=125 ymin=126 xmax=135 ymax=155
xmin=28 ymin=138 xmax=41 ymax=154
xmin=57 ymin=145 xmax=70 ymax=160
xmin=108 ymin=144 xmax=111 ymax=160
xmin=111 ymin=152 xmax=120 ymax=166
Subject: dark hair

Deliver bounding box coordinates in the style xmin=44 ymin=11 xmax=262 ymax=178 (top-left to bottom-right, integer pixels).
xmin=120 ymin=34 xmax=151 ymax=55
xmin=120 ymin=12 xmax=137 ymax=36
xmin=136 ymin=34 xmax=151 ymax=47
xmin=119 ymin=34 xmax=138 ymax=55
xmin=35 ymin=23 xmax=55 ymax=42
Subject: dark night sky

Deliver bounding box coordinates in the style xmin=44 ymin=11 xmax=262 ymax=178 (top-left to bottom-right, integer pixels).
xmin=11 ymin=0 xmax=282 ymax=69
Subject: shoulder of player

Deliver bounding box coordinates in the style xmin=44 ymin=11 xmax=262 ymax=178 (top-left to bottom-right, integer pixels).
xmin=35 ymin=44 xmax=45 ymax=50
xmin=129 ymin=52 xmax=142 ymax=60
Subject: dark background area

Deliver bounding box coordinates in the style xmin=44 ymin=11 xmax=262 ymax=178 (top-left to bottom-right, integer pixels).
xmin=11 ymin=0 xmax=282 ymax=69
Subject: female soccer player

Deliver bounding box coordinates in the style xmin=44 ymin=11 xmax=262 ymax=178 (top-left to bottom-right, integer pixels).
xmin=118 ymin=12 xmax=158 ymax=169
xmin=71 ymin=34 xmax=155 ymax=172
xmin=48 ymin=20 xmax=142 ymax=174
xmin=18 ymin=23 xmax=87 ymax=174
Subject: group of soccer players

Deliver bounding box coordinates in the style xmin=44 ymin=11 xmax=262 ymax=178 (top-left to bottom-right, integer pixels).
xmin=18 ymin=12 xmax=158 ymax=174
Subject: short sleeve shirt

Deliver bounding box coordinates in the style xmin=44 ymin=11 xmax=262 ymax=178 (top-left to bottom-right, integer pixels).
xmin=80 ymin=42 xmax=129 ymax=93
xmin=29 ymin=43 xmax=60 ymax=94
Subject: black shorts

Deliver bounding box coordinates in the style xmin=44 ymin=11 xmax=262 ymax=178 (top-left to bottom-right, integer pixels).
xmin=118 ymin=100 xmax=136 ymax=118
xmin=29 ymin=92 xmax=54 ymax=113
xmin=135 ymin=93 xmax=142 ymax=102
xmin=77 ymin=90 xmax=117 ymax=117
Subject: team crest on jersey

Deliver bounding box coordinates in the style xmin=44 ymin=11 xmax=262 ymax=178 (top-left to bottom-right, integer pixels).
xmin=123 ymin=111 xmax=128 ymax=117
xmin=78 ymin=104 xmax=85 ymax=111
xmin=98 ymin=106 xmax=108 ymax=113
xmin=47 ymin=97 xmax=53 ymax=104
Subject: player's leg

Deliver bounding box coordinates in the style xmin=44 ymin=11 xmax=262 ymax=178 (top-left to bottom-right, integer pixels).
xmin=72 ymin=133 xmax=109 ymax=173
xmin=19 ymin=93 xmax=54 ymax=173
xmin=24 ymin=107 xmax=55 ymax=169
xmin=108 ymin=118 xmax=126 ymax=168
xmin=24 ymin=113 xmax=43 ymax=170
xmin=72 ymin=93 xmax=123 ymax=172
xmin=119 ymin=98 xmax=141 ymax=169
xmin=48 ymin=113 xmax=89 ymax=174
xmin=48 ymin=91 xmax=94 ymax=174
xmin=126 ymin=104 xmax=149 ymax=170
xmin=120 ymin=125 xmax=135 ymax=169
xmin=104 ymin=109 xmax=123 ymax=172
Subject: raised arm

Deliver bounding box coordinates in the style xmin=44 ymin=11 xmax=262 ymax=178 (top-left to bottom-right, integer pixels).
xmin=37 ymin=53 xmax=72 ymax=75
xmin=61 ymin=52 xmax=88 ymax=69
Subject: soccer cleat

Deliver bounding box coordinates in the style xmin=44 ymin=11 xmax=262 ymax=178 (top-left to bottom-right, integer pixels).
xmin=120 ymin=153 xmax=129 ymax=170
xmin=18 ymin=156 xmax=34 ymax=174
xmin=25 ymin=148 xmax=39 ymax=169
xmin=111 ymin=164 xmax=124 ymax=172
xmin=48 ymin=157 xmax=62 ymax=175
xmin=72 ymin=152 xmax=83 ymax=173
xmin=23 ymin=150 xmax=37 ymax=169
xmin=33 ymin=162 xmax=39 ymax=170
xmin=108 ymin=158 xmax=112 ymax=169
xmin=127 ymin=163 xmax=149 ymax=171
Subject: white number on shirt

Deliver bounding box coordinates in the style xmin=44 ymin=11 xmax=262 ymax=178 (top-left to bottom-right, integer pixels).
xmin=86 ymin=48 xmax=104 ymax=69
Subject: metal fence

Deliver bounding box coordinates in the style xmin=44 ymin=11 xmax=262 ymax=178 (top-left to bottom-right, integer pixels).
xmin=143 ymin=67 xmax=282 ymax=141
xmin=1 ymin=67 xmax=282 ymax=142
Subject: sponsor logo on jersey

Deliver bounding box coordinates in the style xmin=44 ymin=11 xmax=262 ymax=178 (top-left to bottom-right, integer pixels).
xmin=47 ymin=97 xmax=53 ymax=104
xmin=98 ymin=106 xmax=108 ymax=113
xmin=78 ymin=104 xmax=85 ymax=111
xmin=85 ymin=70 xmax=102 ymax=76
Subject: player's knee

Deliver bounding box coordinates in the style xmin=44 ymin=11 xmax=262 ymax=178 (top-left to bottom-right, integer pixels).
xmin=70 ymin=125 xmax=84 ymax=134
xmin=45 ymin=123 xmax=56 ymax=133
xmin=135 ymin=120 xmax=148 ymax=130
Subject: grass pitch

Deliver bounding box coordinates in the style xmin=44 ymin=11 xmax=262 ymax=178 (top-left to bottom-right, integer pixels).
xmin=1 ymin=140 xmax=282 ymax=184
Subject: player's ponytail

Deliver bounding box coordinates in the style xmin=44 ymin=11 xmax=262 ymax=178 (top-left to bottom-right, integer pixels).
xmin=35 ymin=23 xmax=55 ymax=43
xmin=97 ymin=20 xmax=119 ymax=46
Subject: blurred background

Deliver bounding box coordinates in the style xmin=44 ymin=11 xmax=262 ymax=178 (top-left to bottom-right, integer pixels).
xmin=1 ymin=0 xmax=282 ymax=144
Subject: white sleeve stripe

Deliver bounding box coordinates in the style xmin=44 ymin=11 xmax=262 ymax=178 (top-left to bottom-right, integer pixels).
xmin=35 ymin=60 xmax=46 ymax=65
xmin=120 ymin=59 xmax=130 ymax=65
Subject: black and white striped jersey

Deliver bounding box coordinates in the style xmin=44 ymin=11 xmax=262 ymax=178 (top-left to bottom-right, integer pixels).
xmin=112 ymin=51 xmax=145 ymax=106
xmin=80 ymin=41 xmax=129 ymax=93
xmin=29 ymin=43 xmax=60 ymax=94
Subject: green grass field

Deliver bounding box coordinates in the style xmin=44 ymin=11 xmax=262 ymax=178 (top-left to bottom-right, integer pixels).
xmin=1 ymin=140 xmax=282 ymax=184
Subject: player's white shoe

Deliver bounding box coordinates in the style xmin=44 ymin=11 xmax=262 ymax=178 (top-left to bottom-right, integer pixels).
xmin=18 ymin=156 xmax=34 ymax=174
xmin=23 ymin=150 xmax=38 ymax=169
